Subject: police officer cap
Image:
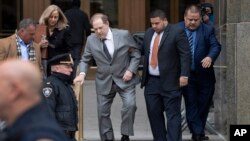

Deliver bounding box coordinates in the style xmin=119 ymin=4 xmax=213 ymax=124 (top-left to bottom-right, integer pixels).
xmin=48 ymin=53 xmax=74 ymax=66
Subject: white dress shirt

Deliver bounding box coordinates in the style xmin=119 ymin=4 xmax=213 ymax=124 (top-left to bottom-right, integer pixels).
xmin=148 ymin=32 xmax=163 ymax=76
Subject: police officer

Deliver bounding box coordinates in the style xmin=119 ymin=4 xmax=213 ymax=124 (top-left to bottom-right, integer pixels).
xmin=0 ymin=60 xmax=69 ymax=141
xmin=42 ymin=53 xmax=78 ymax=141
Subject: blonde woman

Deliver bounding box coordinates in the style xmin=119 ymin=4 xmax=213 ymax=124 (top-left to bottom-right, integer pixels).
xmin=39 ymin=5 xmax=72 ymax=76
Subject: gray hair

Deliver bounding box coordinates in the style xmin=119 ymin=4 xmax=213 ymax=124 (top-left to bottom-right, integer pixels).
xmin=17 ymin=18 xmax=36 ymax=30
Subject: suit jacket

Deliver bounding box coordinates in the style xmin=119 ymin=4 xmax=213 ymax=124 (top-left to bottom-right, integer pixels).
xmin=0 ymin=34 xmax=42 ymax=71
xmin=141 ymin=24 xmax=191 ymax=91
xmin=80 ymin=28 xmax=141 ymax=94
xmin=177 ymin=22 xmax=221 ymax=83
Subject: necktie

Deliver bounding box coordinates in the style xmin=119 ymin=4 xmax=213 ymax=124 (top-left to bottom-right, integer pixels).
xmin=188 ymin=31 xmax=193 ymax=56
xmin=101 ymin=39 xmax=112 ymax=61
xmin=188 ymin=31 xmax=195 ymax=70
xmin=150 ymin=34 xmax=160 ymax=69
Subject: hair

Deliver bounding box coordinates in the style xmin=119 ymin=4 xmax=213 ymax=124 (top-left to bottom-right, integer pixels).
xmin=150 ymin=9 xmax=167 ymax=20
xmin=184 ymin=5 xmax=201 ymax=16
xmin=72 ymin=0 xmax=81 ymax=8
xmin=90 ymin=13 xmax=109 ymax=25
xmin=17 ymin=18 xmax=36 ymax=30
xmin=39 ymin=4 xmax=68 ymax=30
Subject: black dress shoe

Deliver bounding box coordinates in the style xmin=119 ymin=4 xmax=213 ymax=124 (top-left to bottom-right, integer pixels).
xmin=121 ymin=135 xmax=130 ymax=141
xmin=201 ymin=135 xmax=209 ymax=140
xmin=192 ymin=135 xmax=203 ymax=141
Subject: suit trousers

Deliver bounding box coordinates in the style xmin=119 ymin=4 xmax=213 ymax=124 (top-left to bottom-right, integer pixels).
xmin=97 ymin=82 xmax=137 ymax=141
xmin=182 ymin=72 xmax=215 ymax=136
xmin=144 ymin=76 xmax=182 ymax=141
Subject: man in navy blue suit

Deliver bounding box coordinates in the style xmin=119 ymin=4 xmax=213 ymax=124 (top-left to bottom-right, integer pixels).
xmin=177 ymin=5 xmax=221 ymax=141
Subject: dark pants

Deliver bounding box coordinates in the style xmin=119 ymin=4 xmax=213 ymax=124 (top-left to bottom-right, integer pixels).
xmin=70 ymin=44 xmax=83 ymax=80
xmin=144 ymin=76 xmax=182 ymax=141
xmin=182 ymin=72 xmax=215 ymax=136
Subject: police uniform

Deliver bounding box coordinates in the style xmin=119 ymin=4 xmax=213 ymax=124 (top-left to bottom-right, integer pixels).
xmin=0 ymin=103 xmax=69 ymax=141
xmin=42 ymin=53 xmax=78 ymax=141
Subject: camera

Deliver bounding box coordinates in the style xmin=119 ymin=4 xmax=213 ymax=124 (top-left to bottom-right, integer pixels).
xmin=200 ymin=3 xmax=213 ymax=23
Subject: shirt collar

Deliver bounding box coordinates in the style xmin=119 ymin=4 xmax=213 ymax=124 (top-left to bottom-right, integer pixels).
xmin=106 ymin=28 xmax=113 ymax=40
xmin=16 ymin=35 xmax=31 ymax=47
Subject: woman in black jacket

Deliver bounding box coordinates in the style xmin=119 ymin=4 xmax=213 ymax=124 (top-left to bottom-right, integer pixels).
xmin=39 ymin=5 xmax=72 ymax=76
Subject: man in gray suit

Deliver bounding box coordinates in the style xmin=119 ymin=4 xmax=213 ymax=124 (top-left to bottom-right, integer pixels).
xmin=74 ymin=13 xmax=141 ymax=141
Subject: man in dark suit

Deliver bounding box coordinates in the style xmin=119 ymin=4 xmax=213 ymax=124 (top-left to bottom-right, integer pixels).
xmin=177 ymin=5 xmax=221 ymax=141
xmin=141 ymin=9 xmax=191 ymax=141
xmin=65 ymin=0 xmax=91 ymax=78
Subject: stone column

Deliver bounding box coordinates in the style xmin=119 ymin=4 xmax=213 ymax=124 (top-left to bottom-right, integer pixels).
xmin=226 ymin=0 xmax=250 ymax=140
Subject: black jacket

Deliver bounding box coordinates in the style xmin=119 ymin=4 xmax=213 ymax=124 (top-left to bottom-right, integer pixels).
xmin=0 ymin=103 xmax=69 ymax=141
xmin=47 ymin=27 xmax=71 ymax=60
xmin=42 ymin=72 xmax=78 ymax=131
xmin=65 ymin=7 xmax=91 ymax=45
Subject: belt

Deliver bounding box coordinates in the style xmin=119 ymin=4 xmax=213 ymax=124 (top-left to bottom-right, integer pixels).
xmin=64 ymin=130 xmax=75 ymax=138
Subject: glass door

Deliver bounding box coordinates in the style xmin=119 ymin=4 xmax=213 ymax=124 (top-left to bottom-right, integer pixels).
xmin=0 ymin=0 xmax=22 ymax=38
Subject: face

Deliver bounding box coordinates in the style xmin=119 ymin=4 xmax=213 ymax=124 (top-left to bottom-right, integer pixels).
xmin=184 ymin=11 xmax=201 ymax=30
xmin=48 ymin=10 xmax=59 ymax=27
xmin=150 ymin=17 xmax=167 ymax=33
xmin=56 ymin=64 xmax=73 ymax=76
xmin=92 ymin=18 xmax=109 ymax=39
xmin=19 ymin=25 xmax=36 ymax=44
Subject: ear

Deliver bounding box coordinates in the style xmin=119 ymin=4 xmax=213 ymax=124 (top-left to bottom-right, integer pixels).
xmin=6 ymin=82 xmax=21 ymax=102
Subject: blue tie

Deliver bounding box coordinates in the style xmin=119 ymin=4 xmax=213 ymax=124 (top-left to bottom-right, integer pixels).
xmin=188 ymin=31 xmax=193 ymax=55
xmin=187 ymin=31 xmax=195 ymax=70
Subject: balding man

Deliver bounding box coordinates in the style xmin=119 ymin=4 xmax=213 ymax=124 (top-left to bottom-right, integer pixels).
xmin=0 ymin=59 xmax=69 ymax=141
xmin=74 ymin=13 xmax=141 ymax=141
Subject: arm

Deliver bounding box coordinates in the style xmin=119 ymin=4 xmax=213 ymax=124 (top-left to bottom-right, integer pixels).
xmin=74 ymin=38 xmax=92 ymax=84
xmin=126 ymin=31 xmax=141 ymax=74
xmin=123 ymin=31 xmax=141 ymax=82
xmin=201 ymin=26 xmax=221 ymax=68
xmin=41 ymin=82 xmax=57 ymax=119
xmin=176 ymin=27 xmax=191 ymax=87
xmin=176 ymin=27 xmax=191 ymax=77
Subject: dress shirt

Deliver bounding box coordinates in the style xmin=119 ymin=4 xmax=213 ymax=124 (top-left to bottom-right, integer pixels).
xmin=148 ymin=32 xmax=163 ymax=76
xmin=17 ymin=36 xmax=31 ymax=60
xmin=103 ymin=28 xmax=115 ymax=57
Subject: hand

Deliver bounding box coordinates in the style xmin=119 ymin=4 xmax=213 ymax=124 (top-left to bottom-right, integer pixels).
xmin=39 ymin=38 xmax=48 ymax=48
xmin=123 ymin=70 xmax=133 ymax=82
xmin=73 ymin=74 xmax=85 ymax=85
xmin=179 ymin=76 xmax=188 ymax=87
xmin=201 ymin=57 xmax=212 ymax=68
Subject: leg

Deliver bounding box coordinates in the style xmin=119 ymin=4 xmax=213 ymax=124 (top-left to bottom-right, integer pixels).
xmin=97 ymin=93 xmax=116 ymax=141
xmin=162 ymin=90 xmax=182 ymax=141
xmin=118 ymin=85 xmax=137 ymax=136
xmin=197 ymin=83 xmax=215 ymax=136
xmin=144 ymin=77 xmax=167 ymax=141
xmin=182 ymin=77 xmax=203 ymax=137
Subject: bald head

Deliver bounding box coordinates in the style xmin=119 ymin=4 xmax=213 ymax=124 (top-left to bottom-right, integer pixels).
xmin=0 ymin=59 xmax=42 ymax=94
xmin=0 ymin=60 xmax=42 ymax=124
